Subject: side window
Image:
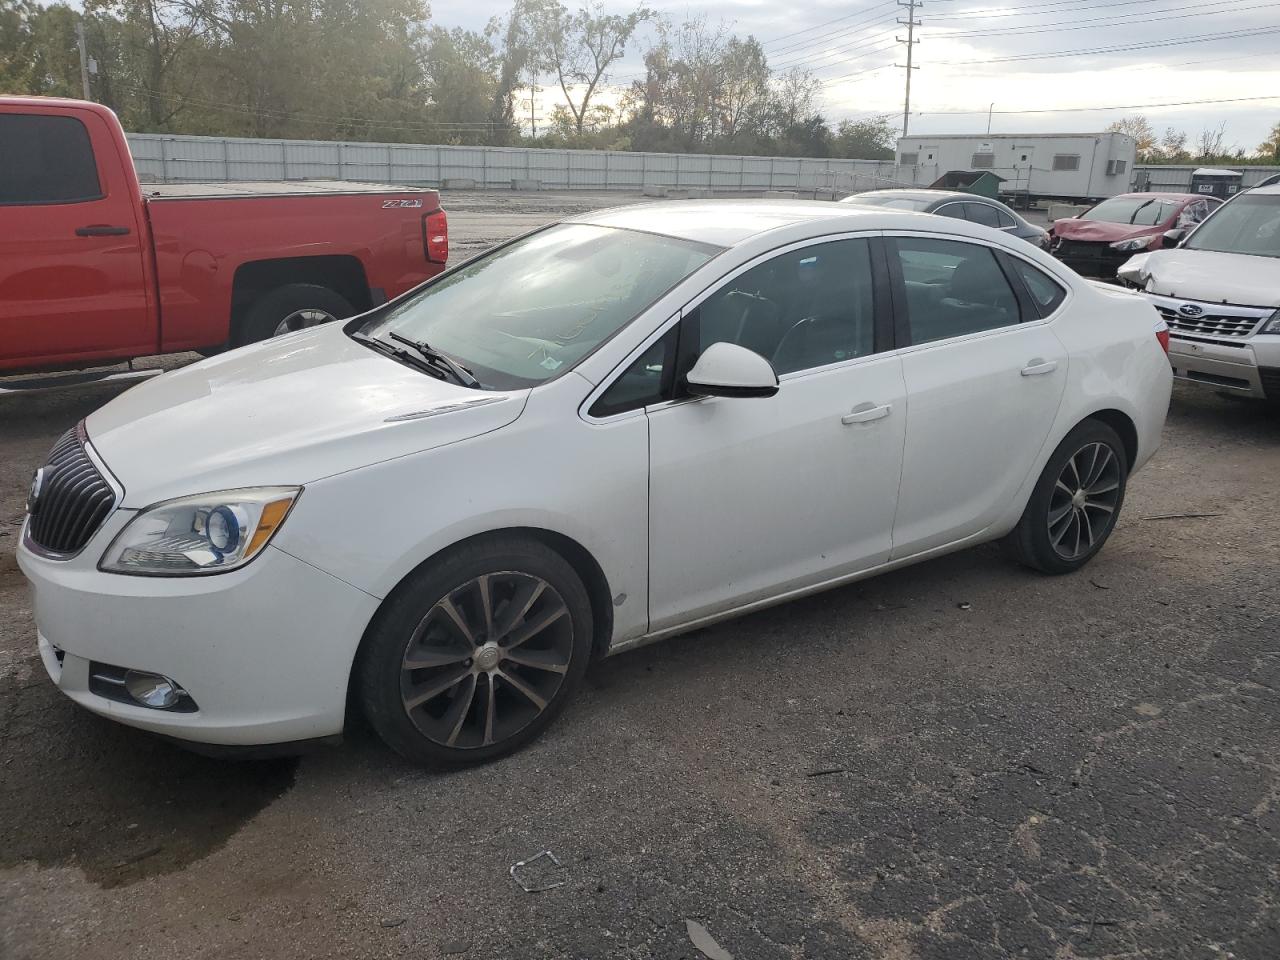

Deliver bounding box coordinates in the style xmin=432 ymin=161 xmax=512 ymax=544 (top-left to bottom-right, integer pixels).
xmin=965 ymin=203 xmax=1001 ymax=229
xmin=994 ymin=208 xmax=1017 ymax=229
xmin=689 ymin=238 xmax=876 ymax=377
xmin=1009 ymin=258 xmax=1067 ymax=317
xmin=0 ymin=114 xmax=103 ymax=205
xmin=892 ymin=237 xmax=1022 ymax=344
xmin=590 ymin=326 xmax=677 ymax=417
xmin=935 ymin=203 xmax=968 ymax=221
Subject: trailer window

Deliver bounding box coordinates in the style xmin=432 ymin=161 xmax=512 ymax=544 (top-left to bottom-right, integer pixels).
xmin=0 ymin=114 xmax=103 ymax=205
xmin=1052 ymin=154 xmax=1081 ymax=171
xmin=971 ymin=153 xmax=995 ymax=169
xmin=900 ymin=152 xmax=919 ymax=165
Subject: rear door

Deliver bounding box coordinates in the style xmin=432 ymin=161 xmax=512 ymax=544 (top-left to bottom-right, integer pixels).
xmin=0 ymin=108 xmax=152 ymax=371
xmin=887 ymin=233 xmax=1068 ymax=557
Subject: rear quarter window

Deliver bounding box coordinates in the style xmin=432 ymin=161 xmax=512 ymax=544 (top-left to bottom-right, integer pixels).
xmin=1009 ymin=258 xmax=1067 ymax=317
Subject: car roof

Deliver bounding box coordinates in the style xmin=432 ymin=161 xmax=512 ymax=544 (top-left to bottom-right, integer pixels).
xmin=849 ymin=189 xmax=979 ymax=203
xmin=1103 ymin=192 xmax=1205 ymax=202
xmin=569 ymin=198 xmax=1019 ymax=247
xmin=1250 ymin=183 xmax=1280 ymax=195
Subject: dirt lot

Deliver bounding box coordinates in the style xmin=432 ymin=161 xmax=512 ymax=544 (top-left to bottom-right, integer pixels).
xmin=1 ymin=191 xmax=1278 ymax=960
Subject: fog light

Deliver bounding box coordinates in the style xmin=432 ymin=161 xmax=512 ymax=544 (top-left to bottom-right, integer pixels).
xmin=124 ymin=670 xmax=183 ymax=709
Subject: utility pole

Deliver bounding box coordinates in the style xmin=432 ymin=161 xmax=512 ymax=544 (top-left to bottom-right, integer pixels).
xmin=896 ymin=0 xmax=920 ymax=137
xmin=986 ymin=102 xmax=994 ymax=135
xmin=75 ymin=18 xmax=92 ymax=101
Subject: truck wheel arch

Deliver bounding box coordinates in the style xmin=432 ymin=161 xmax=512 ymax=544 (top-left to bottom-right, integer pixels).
xmin=230 ymin=255 xmax=373 ymax=346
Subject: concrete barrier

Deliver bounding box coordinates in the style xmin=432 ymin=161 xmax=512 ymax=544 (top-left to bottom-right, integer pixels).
xmin=764 ymin=190 xmax=798 ymax=199
xmin=1047 ymin=202 xmax=1090 ymax=224
xmin=511 ymin=179 xmax=542 ymax=191
xmin=442 ymin=178 xmax=477 ymax=190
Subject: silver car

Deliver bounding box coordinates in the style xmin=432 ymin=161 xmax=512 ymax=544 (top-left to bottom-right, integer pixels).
xmin=842 ymin=189 xmax=1051 ymax=251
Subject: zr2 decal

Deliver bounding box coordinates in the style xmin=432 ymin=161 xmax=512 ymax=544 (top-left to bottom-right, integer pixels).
xmin=382 ymin=198 xmax=424 ymax=208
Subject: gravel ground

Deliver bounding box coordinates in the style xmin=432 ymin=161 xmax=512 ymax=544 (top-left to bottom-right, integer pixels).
xmin=1 ymin=192 xmax=1276 ymax=960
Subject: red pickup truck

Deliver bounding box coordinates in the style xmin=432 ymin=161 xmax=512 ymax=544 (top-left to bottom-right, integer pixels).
xmin=0 ymin=96 xmax=448 ymax=384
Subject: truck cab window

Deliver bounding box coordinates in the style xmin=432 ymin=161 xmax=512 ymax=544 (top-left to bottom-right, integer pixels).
xmin=0 ymin=114 xmax=102 ymax=205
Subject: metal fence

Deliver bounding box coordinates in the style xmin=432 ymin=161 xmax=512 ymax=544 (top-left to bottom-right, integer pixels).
xmin=125 ymin=132 xmax=923 ymax=192
xmin=125 ymin=132 xmax=1280 ymax=195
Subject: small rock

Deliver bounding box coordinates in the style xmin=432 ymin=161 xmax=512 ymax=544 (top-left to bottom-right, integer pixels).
xmin=440 ymin=941 xmax=469 ymax=955
xmin=958 ymin=602 xmax=972 ymax=611
xmin=380 ymin=917 xmax=406 ymax=928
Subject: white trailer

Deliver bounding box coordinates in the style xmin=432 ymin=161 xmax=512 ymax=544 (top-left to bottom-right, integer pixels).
xmin=895 ymin=132 xmax=1137 ymax=204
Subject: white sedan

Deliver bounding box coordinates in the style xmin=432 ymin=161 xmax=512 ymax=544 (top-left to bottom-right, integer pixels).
xmin=19 ymin=201 xmax=1172 ymax=765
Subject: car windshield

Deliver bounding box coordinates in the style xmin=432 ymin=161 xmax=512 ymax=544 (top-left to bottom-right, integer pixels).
xmin=1183 ymin=194 xmax=1280 ymax=259
xmin=1082 ymin=197 xmax=1180 ymax=226
xmin=357 ymin=223 xmax=719 ymax=388
xmin=850 ymin=194 xmax=933 ymax=211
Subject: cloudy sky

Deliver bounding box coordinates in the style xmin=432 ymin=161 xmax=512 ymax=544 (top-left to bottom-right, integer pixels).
xmin=443 ymin=0 xmax=1280 ymax=151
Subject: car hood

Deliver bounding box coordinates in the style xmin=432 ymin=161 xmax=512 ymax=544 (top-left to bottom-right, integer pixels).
xmin=1127 ymin=249 xmax=1280 ymax=308
xmin=1052 ymin=218 xmax=1164 ymax=243
xmin=86 ymin=325 xmax=527 ymax=507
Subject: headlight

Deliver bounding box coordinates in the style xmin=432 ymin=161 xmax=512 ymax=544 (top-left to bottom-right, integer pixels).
xmin=1110 ymin=236 xmax=1154 ymax=252
xmin=100 ymin=487 xmax=300 ymax=576
xmin=1263 ymin=309 xmax=1280 ymax=335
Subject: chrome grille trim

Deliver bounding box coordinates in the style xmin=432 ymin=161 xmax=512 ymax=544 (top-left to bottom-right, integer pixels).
xmin=25 ymin=422 xmax=117 ymax=559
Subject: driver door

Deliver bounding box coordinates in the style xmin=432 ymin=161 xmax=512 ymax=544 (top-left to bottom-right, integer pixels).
xmin=641 ymin=237 xmax=907 ymax=631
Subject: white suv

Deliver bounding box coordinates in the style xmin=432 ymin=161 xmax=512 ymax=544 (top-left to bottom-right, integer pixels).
xmin=1118 ymin=184 xmax=1280 ymax=401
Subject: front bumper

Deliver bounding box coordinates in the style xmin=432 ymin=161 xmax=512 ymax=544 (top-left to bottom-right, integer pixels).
xmin=1141 ymin=292 xmax=1280 ymax=400
xmin=1052 ymin=240 xmax=1140 ymax=279
xmin=18 ymin=511 xmax=381 ymax=746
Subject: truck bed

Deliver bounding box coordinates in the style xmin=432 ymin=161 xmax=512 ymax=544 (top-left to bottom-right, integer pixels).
xmin=144 ymin=180 xmax=438 ymax=200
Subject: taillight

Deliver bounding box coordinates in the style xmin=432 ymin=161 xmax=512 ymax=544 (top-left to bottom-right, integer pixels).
xmin=423 ymin=209 xmax=448 ymax=264
xmin=1154 ymin=318 xmax=1170 ymax=354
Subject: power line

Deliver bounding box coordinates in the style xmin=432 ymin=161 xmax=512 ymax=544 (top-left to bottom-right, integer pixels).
xmin=769 ymin=33 xmax=898 ymax=71
xmin=928 ymin=0 xmax=1171 ymax=19
xmin=934 ymin=0 xmax=1280 ymax=38
xmin=934 ymin=24 xmax=1280 ymax=64
xmin=761 ymin=1 xmax=896 ymax=47
xmin=913 ymin=93 xmax=1280 ymax=115
xmin=766 ymin=6 xmax=897 ymax=56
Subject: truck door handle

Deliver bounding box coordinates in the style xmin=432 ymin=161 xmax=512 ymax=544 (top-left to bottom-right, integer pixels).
xmin=841 ymin=402 xmax=892 ymax=425
xmin=1021 ymin=359 xmax=1058 ymax=377
xmin=75 ymin=225 xmax=131 ymax=237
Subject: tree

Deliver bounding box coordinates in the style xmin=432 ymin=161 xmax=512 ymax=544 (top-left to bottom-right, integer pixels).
xmin=1195 ymin=122 xmax=1227 ymax=161
xmin=536 ymin=0 xmax=651 ymax=137
xmin=1106 ymin=114 xmax=1156 ymax=162
xmin=832 ymin=117 xmax=895 ymax=160
xmin=1258 ymin=122 xmax=1280 ymax=162
xmin=1159 ymin=126 xmax=1189 ymax=164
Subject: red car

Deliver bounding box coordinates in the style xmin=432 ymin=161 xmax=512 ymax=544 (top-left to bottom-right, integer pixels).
xmin=1049 ymin=192 xmax=1220 ymax=279
xmin=0 ymin=97 xmax=448 ymax=384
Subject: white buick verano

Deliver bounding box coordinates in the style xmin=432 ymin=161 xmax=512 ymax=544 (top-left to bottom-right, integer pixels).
xmin=19 ymin=201 xmax=1172 ymax=764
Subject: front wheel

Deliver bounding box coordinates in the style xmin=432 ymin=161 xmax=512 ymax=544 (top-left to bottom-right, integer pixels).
xmin=1004 ymin=420 xmax=1129 ymax=574
xmin=356 ymin=535 xmax=593 ymax=766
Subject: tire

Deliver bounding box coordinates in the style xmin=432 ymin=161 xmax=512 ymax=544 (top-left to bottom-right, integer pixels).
xmin=1003 ymin=419 xmax=1129 ymax=575
xmin=238 ymin=283 xmax=354 ymax=346
xmin=356 ymin=535 xmax=594 ymax=766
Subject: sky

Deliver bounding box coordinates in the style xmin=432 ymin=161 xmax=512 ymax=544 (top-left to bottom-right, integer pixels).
xmin=441 ymin=0 xmax=1280 ymax=152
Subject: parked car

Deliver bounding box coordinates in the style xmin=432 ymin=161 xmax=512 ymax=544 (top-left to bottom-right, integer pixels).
xmin=19 ymin=201 xmax=1172 ymax=765
xmin=0 ymin=96 xmax=449 ymax=386
xmin=842 ymin=189 xmax=1050 ymax=250
xmin=1049 ymin=192 xmax=1220 ymax=279
xmin=1117 ymin=183 xmax=1280 ymax=401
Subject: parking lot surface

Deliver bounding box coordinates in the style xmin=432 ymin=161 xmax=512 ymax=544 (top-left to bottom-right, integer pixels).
xmin=1 ymin=191 xmax=1277 ymax=960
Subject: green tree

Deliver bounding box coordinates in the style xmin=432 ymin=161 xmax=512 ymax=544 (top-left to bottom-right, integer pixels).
xmin=831 ymin=117 xmax=895 ymax=160
xmin=1258 ymin=122 xmax=1280 ymax=162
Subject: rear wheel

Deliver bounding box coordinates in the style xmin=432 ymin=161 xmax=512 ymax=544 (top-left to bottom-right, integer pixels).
xmin=356 ymin=535 xmax=593 ymax=766
xmin=238 ymin=283 xmax=354 ymax=346
xmin=1004 ymin=420 xmax=1129 ymax=574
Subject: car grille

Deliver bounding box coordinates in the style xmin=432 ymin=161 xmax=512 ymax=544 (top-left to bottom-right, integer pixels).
xmin=1155 ymin=305 xmax=1263 ymax=339
xmin=26 ymin=423 xmax=116 ymax=557
xmin=1055 ymin=239 xmax=1108 ymax=261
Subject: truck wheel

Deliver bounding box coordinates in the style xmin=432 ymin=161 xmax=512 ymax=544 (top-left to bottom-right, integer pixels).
xmin=239 ymin=283 xmax=355 ymax=346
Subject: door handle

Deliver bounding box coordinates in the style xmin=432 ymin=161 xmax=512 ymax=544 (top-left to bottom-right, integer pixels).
xmin=75 ymin=225 xmax=131 ymax=237
xmin=841 ymin=402 xmax=892 ymax=425
xmin=1021 ymin=359 xmax=1058 ymax=377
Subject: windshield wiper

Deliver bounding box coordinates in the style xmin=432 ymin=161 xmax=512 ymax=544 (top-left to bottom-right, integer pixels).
xmin=386 ymin=332 xmax=481 ymax=388
xmin=351 ymin=332 xmax=449 ymax=383
xmin=1128 ymin=199 xmax=1156 ymax=224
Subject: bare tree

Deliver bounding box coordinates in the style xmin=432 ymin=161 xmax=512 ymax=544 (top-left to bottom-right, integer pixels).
xmin=1195 ymin=122 xmax=1227 ymax=161
xmin=1106 ymin=114 xmax=1156 ymax=161
xmin=537 ymin=0 xmax=652 ymax=137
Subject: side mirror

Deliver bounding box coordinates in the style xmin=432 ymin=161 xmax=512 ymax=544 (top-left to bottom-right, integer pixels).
xmin=1162 ymin=228 xmax=1186 ymax=248
xmin=685 ymin=342 xmax=779 ymax=399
